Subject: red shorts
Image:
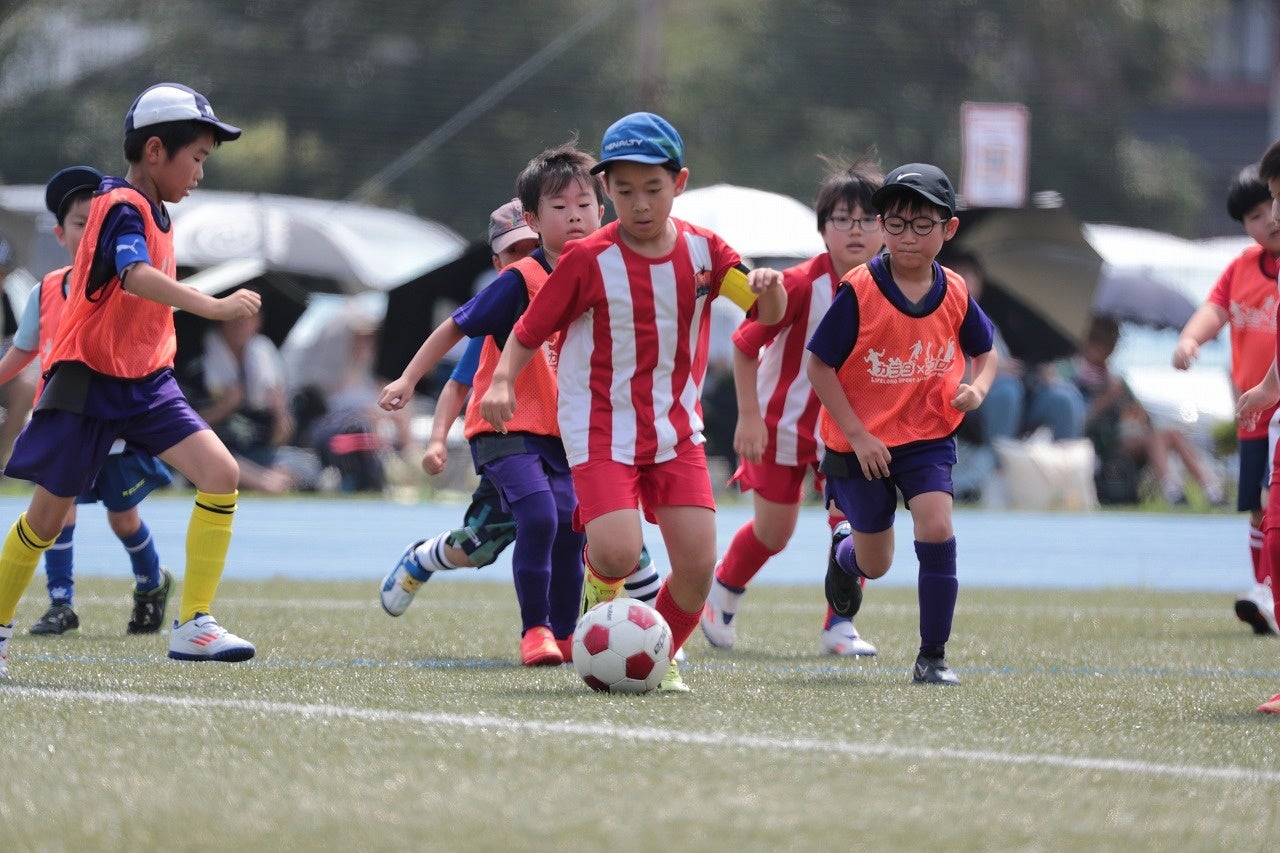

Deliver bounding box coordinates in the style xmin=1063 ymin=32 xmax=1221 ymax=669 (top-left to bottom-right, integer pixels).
xmin=572 ymin=443 xmax=716 ymax=528
xmin=729 ymin=457 xmax=821 ymax=504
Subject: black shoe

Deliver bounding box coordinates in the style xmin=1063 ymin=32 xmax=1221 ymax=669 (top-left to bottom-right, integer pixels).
xmin=824 ymin=522 xmax=862 ymax=619
xmin=29 ymin=604 xmax=80 ymax=636
xmin=127 ymin=568 xmax=173 ymax=635
xmin=912 ymin=653 xmax=961 ymax=685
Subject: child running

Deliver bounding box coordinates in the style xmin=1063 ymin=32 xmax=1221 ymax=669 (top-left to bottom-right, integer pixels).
xmin=0 ymin=82 xmax=261 ymax=679
xmin=701 ymin=155 xmax=883 ymax=656
xmin=807 ymin=163 xmax=997 ymax=685
xmin=480 ymin=112 xmax=786 ymax=691
xmin=379 ymin=144 xmax=603 ymax=667
xmin=0 ymin=166 xmax=174 ymax=637
xmin=1173 ymin=164 xmax=1280 ymax=635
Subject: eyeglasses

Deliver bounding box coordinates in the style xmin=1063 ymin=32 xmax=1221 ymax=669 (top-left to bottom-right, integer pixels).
xmin=825 ymin=214 xmax=880 ymax=232
xmin=882 ymin=215 xmax=949 ymax=236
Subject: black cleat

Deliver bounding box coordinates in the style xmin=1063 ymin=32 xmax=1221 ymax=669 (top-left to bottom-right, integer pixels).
xmin=824 ymin=521 xmax=862 ymax=619
xmin=127 ymin=568 xmax=173 ymax=635
xmin=29 ymin=603 xmax=80 ymax=636
xmin=912 ymin=654 xmax=961 ymax=685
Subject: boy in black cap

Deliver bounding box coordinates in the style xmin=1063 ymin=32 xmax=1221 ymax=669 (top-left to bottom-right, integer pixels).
xmin=806 ymin=162 xmax=999 ymax=684
xmin=0 ymin=166 xmax=175 ymax=637
xmin=0 ymin=82 xmax=260 ymax=679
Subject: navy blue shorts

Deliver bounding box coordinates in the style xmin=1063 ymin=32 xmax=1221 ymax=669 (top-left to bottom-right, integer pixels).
xmin=6 ymin=369 xmax=206 ymax=498
xmin=822 ymin=438 xmax=956 ymax=534
xmin=448 ymin=475 xmax=518 ymax=567
xmin=1237 ymin=436 xmax=1268 ymax=512
xmin=77 ymin=450 xmax=173 ymax=511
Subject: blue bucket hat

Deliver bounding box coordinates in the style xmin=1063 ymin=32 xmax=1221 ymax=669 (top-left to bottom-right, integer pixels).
xmin=590 ymin=112 xmax=684 ymax=174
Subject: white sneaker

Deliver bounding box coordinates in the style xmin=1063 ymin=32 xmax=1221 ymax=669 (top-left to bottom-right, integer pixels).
xmin=0 ymin=622 xmax=11 ymax=679
xmin=700 ymin=582 xmax=737 ymax=648
xmin=168 ymin=614 xmax=256 ymax=662
xmin=1235 ymin=583 xmax=1279 ymax=635
xmin=820 ymin=619 xmax=877 ymax=656
xmin=380 ymin=540 xmax=432 ymax=617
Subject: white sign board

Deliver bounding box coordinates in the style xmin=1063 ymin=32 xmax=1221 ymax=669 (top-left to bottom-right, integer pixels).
xmin=960 ymin=102 xmax=1029 ymax=208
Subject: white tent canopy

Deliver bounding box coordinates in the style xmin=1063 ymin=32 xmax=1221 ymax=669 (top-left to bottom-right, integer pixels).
xmin=672 ymin=183 xmax=824 ymax=265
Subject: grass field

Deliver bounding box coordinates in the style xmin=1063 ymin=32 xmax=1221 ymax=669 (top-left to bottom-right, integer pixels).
xmin=2 ymin=577 xmax=1278 ymax=850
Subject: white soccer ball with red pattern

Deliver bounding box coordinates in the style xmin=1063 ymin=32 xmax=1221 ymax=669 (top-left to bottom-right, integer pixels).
xmin=572 ymin=599 xmax=672 ymax=693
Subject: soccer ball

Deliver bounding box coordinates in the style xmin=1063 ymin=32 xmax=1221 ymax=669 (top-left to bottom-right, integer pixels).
xmin=572 ymin=599 xmax=672 ymax=693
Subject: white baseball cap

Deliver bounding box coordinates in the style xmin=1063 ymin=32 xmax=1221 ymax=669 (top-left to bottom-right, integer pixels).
xmin=124 ymin=83 xmax=241 ymax=141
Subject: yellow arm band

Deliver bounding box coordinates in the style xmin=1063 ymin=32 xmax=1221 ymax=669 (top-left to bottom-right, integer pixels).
xmin=719 ymin=264 xmax=756 ymax=311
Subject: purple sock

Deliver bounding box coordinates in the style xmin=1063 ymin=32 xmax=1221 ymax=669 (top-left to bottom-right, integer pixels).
xmin=548 ymin=524 xmax=585 ymax=640
xmin=836 ymin=538 xmax=865 ymax=577
xmin=915 ymin=537 xmax=958 ymax=654
xmin=508 ymin=491 xmax=557 ymax=634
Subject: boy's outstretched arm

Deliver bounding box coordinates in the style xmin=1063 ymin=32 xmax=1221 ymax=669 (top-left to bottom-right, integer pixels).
xmin=1172 ymin=303 xmax=1229 ymax=370
xmin=125 ymin=263 xmax=260 ymax=320
xmin=479 ymin=340 xmax=538 ymax=434
xmin=379 ymin=318 xmax=466 ymax=411
xmin=422 ymin=377 xmax=470 ymax=475
xmin=747 ymin=268 xmax=786 ymax=325
xmin=0 ymin=346 xmax=37 ymax=389
xmin=732 ymin=345 xmax=766 ymax=464
xmin=806 ymin=357 xmax=889 ymax=479
xmin=1239 ymin=358 xmax=1280 ymax=419
xmin=951 ymin=349 xmax=998 ymax=412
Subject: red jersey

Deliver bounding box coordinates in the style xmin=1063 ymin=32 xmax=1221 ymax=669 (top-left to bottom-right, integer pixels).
xmin=818 ymin=264 xmax=971 ymax=451
xmin=463 ymin=256 xmax=559 ymax=440
xmin=513 ymin=218 xmax=742 ymax=467
xmin=732 ymin=252 xmax=839 ymax=467
xmin=1207 ymin=243 xmax=1279 ymax=439
xmin=45 ymin=185 xmax=178 ymax=379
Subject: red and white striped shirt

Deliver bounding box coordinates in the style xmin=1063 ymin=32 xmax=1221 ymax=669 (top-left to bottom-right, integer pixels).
xmin=513 ymin=219 xmax=742 ymax=467
xmin=732 ymin=253 xmax=838 ymax=467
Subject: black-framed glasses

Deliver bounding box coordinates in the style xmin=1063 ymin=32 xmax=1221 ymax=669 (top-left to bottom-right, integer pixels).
xmin=825 ymin=214 xmax=880 ymax=232
xmin=881 ymin=215 xmax=948 ymax=236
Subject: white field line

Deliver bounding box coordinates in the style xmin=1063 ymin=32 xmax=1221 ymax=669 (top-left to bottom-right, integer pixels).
xmin=7 ymin=685 xmax=1280 ymax=786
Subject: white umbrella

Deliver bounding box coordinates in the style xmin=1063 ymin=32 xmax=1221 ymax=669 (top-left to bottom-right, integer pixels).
xmin=671 ymin=183 xmax=824 ymax=265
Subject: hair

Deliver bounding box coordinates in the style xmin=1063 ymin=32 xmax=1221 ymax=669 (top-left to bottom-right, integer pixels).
xmin=55 ymin=188 xmax=95 ymax=227
xmin=875 ymin=187 xmax=949 ymax=220
xmin=516 ymin=136 xmax=605 ymax=215
xmin=1259 ymin=138 xmax=1280 ymax=184
xmin=1226 ymin=164 xmax=1271 ymax=222
xmin=813 ymin=152 xmax=883 ymax=230
xmin=1085 ymin=315 xmax=1121 ymax=350
xmin=123 ymin=120 xmax=219 ymax=163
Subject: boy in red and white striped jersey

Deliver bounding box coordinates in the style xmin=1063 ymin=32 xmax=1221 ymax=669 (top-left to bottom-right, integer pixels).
xmin=480 ymin=112 xmax=786 ymax=688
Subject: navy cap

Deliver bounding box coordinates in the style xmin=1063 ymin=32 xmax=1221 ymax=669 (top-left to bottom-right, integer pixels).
xmin=872 ymin=163 xmax=956 ymax=217
xmin=44 ymin=166 xmax=103 ymax=221
xmin=589 ymin=112 xmax=684 ymax=174
xmin=124 ymin=83 xmax=241 ymax=142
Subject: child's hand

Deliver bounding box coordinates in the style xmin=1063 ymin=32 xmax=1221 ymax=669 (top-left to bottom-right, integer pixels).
xmin=1238 ymin=384 xmax=1279 ymax=418
xmin=480 ymin=380 xmax=515 ymax=434
xmin=733 ymin=413 xmax=767 ymax=464
xmin=1171 ymin=338 xmax=1198 ymax=371
xmin=747 ymin=268 xmax=783 ymax=294
xmin=950 ymin=382 xmax=986 ymax=412
xmin=211 ymin=288 xmax=261 ymax=320
xmin=379 ymin=378 xmax=413 ymax=411
xmin=849 ymin=430 xmax=891 ymax=479
xmin=420 ymin=439 xmax=447 ymax=475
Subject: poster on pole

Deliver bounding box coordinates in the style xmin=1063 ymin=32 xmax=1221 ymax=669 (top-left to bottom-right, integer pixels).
xmin=960 ymin=102 xmax=1029 ymax=208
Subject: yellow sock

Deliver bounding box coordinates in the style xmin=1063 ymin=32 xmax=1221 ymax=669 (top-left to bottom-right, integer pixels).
xmin=180 ymin=490 xmax=237 ymax=623
xmin=0 ymin=514 xmax=57 ymax=625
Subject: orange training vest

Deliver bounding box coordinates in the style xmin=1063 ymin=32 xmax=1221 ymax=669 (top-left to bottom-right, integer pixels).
xmin=33 ymin=266 xmax=71 ymax=400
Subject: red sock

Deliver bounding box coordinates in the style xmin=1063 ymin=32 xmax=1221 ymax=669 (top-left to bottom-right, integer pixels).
xmin=1267 ymin=526 xmax=1280 ymax=624
xmin=717 ymin=522 xmax=781 ymax=589
xmin=1251 ymin=520 xmax=1266 ymax=585
xmin=655 ymin=580 xmax=701 ymax=655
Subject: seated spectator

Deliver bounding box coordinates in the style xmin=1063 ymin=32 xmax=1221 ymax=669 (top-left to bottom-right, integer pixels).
xmin=1071 ymin=316 xmax=1224 ymax=506
xmin=199 ymin=310 xmax=297 ymax=494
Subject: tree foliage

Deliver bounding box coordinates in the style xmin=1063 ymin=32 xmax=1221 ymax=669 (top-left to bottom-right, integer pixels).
xmin=0 ymin=0 xmax=1224 ymax=239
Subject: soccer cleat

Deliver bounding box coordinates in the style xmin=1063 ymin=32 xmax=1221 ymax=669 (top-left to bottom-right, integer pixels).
xmin=824 ymin=521 xmax=862 ymax=619
xmin=168 ymin=614 xmax=256 ymax=662
xmin=1234 ymin=583 xmax=1278 ymax=635
xmin=520 ymin=626 xmax=563 ymax=667
xmin=580 ymin=570 xmax=625 ymax=615
xmin=380 ymin=540 xmax=432 ymax=617
xmin=699 ymin=581 xmax=737 ymax=648
xmin=912 ymin=653 xmax=960 ymax=685
xmin=658 ymin=660 xmax=690 ymax=693
xmin=820 ymin=619 xmax=877 ymax=657
xmin=28 ymin=603 xmax=80 ymax=636
xmin=555 ymin=636 xmax=574 ymax=661
xmin=127 ymin=568 xmax=173 ymax=635
xmin=0 ymin=622 xmax=11 ymax=679
xmin=1258 ymin=692 xmax=1280 ymax=714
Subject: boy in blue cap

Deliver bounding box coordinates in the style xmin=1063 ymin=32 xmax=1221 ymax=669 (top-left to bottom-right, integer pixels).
xmin=480 ymin=112 xmax=785 ymax=686
xmin=0 ymin=166 xmax=174 ymax=636
xmin=807 ymin=163 xmax=998 ymax=685
xmin=0 ymin=82 xmax=261 ymax=679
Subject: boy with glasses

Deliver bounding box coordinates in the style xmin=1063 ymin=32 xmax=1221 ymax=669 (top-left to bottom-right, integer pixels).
xmin=806 ymin=163 xmax=998 ymax=685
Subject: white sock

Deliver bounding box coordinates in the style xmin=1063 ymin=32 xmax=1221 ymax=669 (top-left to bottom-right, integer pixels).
xmin=624 ymin=557 xmax=661 ymax=603
xmin=414 ymin=533 xmax=464 ymax=572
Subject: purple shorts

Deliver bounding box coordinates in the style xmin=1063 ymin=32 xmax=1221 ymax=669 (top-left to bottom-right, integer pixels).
xmin=6 ymin=369 xmax=206 ymax=499
xmin=821 ymin=438 xmax=956 ymax=534
xmin=471 ymin=432 xmax=577 ymax=515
